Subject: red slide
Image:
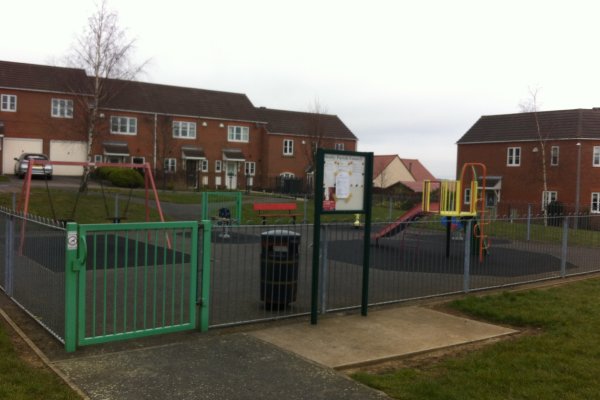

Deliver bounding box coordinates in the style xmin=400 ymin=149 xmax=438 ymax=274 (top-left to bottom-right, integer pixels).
xmin=373 ymin=203 xmax=434 ymax=244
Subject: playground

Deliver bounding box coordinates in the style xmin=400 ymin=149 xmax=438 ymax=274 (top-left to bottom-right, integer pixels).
xmin=2 ymin=160 xmax=600 ymax=350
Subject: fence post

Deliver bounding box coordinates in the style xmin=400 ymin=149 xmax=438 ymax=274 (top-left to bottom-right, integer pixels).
xmin=319 ymin=225 xmax=328 ymax=315
xmin=303 ymin=193 xmax=308 ymax=224
xmin=560 ymin=216 xmax=569 ymax=278
xmin=463 ymin=219 xmax=472 ymax=293
xmin=526 ymin=204 xmax=532 ymax=241
xmin=64 ymin=222 xmax=79 ymax=352
xmin=199 ymin=220 xmax=212 ymax=332
xmin=4 ymin=212 xmax=14 ymax=296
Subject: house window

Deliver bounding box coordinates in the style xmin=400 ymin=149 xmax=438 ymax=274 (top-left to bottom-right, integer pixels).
xmin=542 ymin=191 xmax=558 ymax=209
xmin=132 ymin=156 xmax=145 ymax=165
xmin=51 ymin=98 xmax=73 ymax=118
xmin=215 ymin=160 xmax=222 ymax=173
xmin=283 ymin=139 xmax=294 ymax=155
xmin=592 ymin=193 xmax=600 ymax=214
xmin=111 ymin=116 xmax=137 ymax=135
xmin=280 ymin=172 xmax=295 ymax=179
xmin=93 ymin=154 xmax=103 ymax=163
xmin=164 ymin=158 xmax=176 ymax=172
xmin=335 ymin=143 xmax=344 ymax=150
xmin=550 ymin=146 xmax=559 ymax=166
xmin=1 ymin=94 xmax=17 ymax=112
xmin=173 ymin=121 xmax=197 ymax=139
xmin=507 ymin=147 xmax=521 ymax=166
xmin=201 ymin=159 xmax=209 ymax=172
xmin=227 ymin=125 xmax=249 ymax=142
xmin=464 ymin=188 xmax=471 ymax=205
xmin=594 ymin=146 xmax=600 ymax=166
xmin=245 ymin=161 xmax=256 ymax=176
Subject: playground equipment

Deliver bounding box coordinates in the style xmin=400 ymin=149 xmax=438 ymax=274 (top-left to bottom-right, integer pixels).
xmin=16 ymin=160 xmax=168 ymax=253
xmin=422 ymin=162 xmax=489 ymax=262
xmin=373 ymin=163 xmax=489 ymax=263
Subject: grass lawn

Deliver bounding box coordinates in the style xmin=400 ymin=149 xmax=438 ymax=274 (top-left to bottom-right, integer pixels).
xmin=353 ymin=278 xmax=600 ymax=399
xmin=0 ymin=323 xmax=79 ymax=400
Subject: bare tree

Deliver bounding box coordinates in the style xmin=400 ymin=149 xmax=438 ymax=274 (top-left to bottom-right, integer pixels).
xmin=519 ymin=87 xmax=550 ymax=222
xmin=67 ymin=0 xmax=148 ymax=188
xmin=303 ymin=97 xmax=329 ymax=174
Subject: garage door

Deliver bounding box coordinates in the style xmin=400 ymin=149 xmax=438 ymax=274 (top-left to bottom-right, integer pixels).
xmin=49 ymin=140 xmax=87 ymax=176
xmin=2 ymin=138 xmax=43 ymax=175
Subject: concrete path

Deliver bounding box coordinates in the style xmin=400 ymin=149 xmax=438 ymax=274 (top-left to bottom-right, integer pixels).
xmin=54 ymin=333 xmax=388 ymax=400
xmin=50 ymin=305 xmax=517 ymax=400
xmin=250 ymin=306 xmax=517 ymax=369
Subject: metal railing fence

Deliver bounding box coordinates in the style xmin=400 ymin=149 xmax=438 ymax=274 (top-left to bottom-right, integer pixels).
xmin=0 ymin=207 xmax=67 ymax=342
xmin=208 ymin=213 xmax=600 ymax=327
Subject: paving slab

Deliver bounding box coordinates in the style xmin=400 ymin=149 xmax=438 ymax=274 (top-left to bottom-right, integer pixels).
xmin=54 ymin=333 xmax=388 ymax=400
xmin=250 ymin=306 xmax=517 ymax=369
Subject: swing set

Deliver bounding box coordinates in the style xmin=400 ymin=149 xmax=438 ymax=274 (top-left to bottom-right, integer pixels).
xmin=16 ymin=160 xmax=167 ymax=223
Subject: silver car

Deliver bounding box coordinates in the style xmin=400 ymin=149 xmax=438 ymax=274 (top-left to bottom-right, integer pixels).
xmin=14 ymin=153 xmax=53 ymax=179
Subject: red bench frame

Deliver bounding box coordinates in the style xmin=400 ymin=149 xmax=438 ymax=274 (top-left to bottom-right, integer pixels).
xmin=253 ymin=202 xmax=301 ymax=224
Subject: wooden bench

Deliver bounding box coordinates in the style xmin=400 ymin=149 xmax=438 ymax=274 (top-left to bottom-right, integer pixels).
xmin=253 ymin=202 xmax=301 ymax=225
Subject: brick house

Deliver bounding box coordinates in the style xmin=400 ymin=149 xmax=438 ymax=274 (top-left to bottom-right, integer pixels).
xmin=457 ymin=109 xmax=600 ymax=215
xmin=256 ymin=107 xmax=357 ymax=192
xmin=0 ymin=60 xmax=357 ymax=191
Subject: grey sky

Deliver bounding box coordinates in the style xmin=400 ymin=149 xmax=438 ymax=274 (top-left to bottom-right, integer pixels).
xmin=6 ymin=0 xmax=600 ymax=178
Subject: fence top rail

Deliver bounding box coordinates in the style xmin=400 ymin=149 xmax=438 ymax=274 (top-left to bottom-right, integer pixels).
xmin=0 ymin=206 xmax=66 ymax=230
xmin=75 ymin=220 xmax=199 ymax=232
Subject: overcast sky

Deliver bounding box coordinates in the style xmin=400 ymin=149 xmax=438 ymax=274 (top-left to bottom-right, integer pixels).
xmin=6 ymin=0 xmax=600 ymax=178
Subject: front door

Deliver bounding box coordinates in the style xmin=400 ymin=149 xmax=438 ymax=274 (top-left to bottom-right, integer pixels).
xmin=186 ymin=160 xmax=199 ymax=188
xmin=226 ymin=161 xmax=237 ymax=189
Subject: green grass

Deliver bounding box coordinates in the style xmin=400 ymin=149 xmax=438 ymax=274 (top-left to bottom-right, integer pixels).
xmin=0 ymin=324 xmax=80 ymax=400
xmin=0 ymin=188 xmax=408 ymax=224
xmin=0 ymin=189 xmax=164 ymax=224
xmin=353 ymin=278 xmax=600 ymax=399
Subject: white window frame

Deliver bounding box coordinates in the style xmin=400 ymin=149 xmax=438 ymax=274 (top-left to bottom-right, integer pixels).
xmin=111 ymin=116 xmax=137 ymax=135
xmin=592 ymin=192 xmax=600 ymax=214
xmin=335 ymin=143 xmax=344 ymax=151
xmin=283 ymin=139 xmax=294 ymax=156
xmin=550 ymin=146 xmax=559 ymax=166
xmin=507 ymin=147 xmax=521 ymax=166
xmin=464 ymin=188 xmax=471 ymax=205
xmin=201 ymin=159 xmax=209 ymax=172
xmin=1 ymin=94 xmax=17 ymax=112
xmin=280 ymin=172 xmax=295 ymax=179
xmin=173 ymin=121 xmax=197 ymax=139
xmin=542 ymin=190 xmax=558 ymax=209
xmin=131 ymin=156 xmax=145 ymax=164
xmin=51 ymin=98 xmax=73 ymax=118
xmin=164 ymin=158 xmax=177 ymax=172
xmin=215 ymin=160 xmax=222 ymax=173
xmin=245 ymin=161 xmax=256 ymax=176
xmin=93 ymin=154 xmax=103 ymax=163
xmin=594 ymin=146 xmax=600 ymax=167
xmin=227 ymin=125 xmax=249 ymax=142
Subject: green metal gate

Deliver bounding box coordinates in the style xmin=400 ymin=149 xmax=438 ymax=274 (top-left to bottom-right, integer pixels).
xmin=64 ymin=221 xmax=211 ymax=352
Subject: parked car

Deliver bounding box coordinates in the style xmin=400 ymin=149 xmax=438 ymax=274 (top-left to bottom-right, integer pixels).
xmin=14 ymin=153 xmax=53 ymax=179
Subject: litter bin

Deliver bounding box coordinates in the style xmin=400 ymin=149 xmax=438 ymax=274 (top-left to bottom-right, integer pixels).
xmin=260 ymin=230 xmax=301 ymax=310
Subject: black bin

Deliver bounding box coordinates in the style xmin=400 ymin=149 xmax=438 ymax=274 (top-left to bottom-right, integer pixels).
xmin=260 ymin=230 xmax=301 ymax=309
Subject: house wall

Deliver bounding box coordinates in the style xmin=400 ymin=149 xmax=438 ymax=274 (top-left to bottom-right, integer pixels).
xmin=373 ymin=157 xmax=413 ymax=189
xmin=457 ymin=139 xmax=600 ymax=212
xmin=263 ymin=134 xmax=357 ymax=187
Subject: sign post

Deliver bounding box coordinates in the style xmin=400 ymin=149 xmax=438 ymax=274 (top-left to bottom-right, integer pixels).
xmin=311 ymin=149 xmax=373 ymax=324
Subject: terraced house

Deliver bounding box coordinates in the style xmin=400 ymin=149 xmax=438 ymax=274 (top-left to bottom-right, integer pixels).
xmin=457 ymin=109 xmax=600 ymax=216
xmin=0 ymin=60 xmax=357 ymax=190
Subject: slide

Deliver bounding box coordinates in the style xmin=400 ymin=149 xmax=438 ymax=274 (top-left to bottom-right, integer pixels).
xmin=373 ymin=203 xmax=436 ymax=244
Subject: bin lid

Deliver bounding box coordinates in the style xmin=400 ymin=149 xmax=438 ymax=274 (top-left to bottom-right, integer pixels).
xmin=261 ymin=229 xmax=301 ymax=237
